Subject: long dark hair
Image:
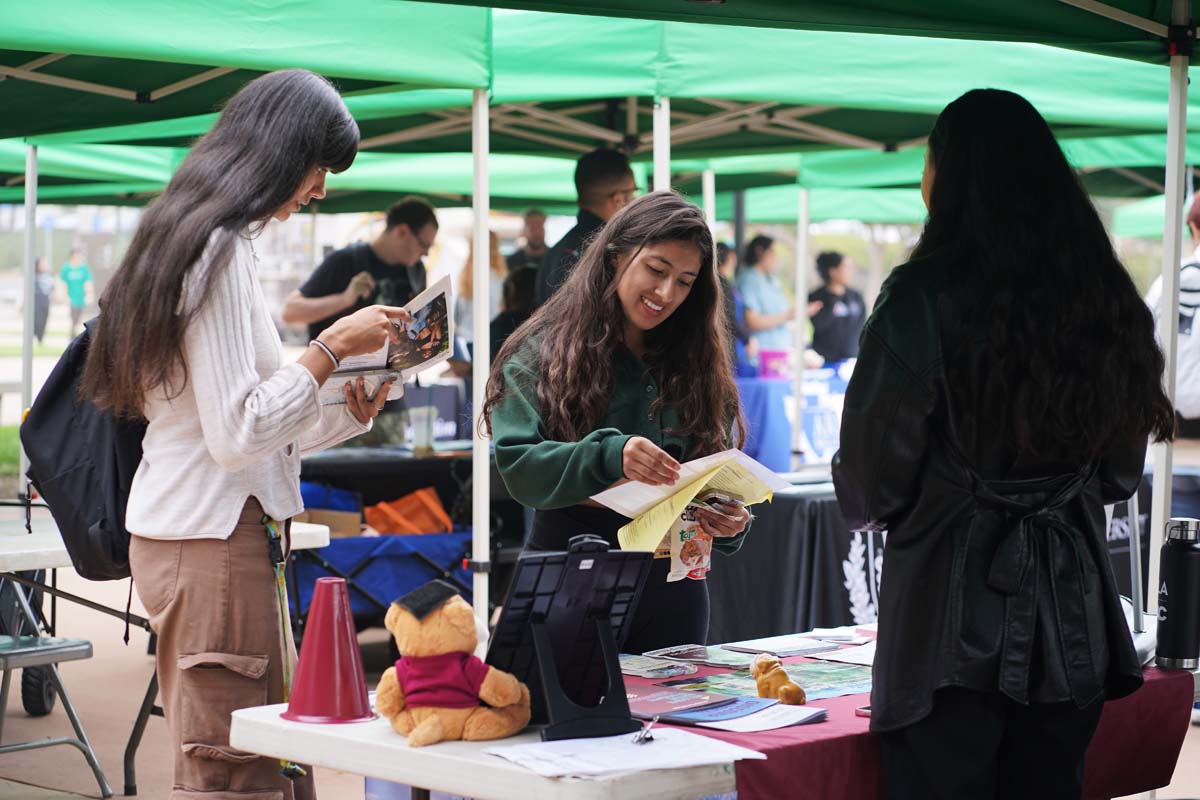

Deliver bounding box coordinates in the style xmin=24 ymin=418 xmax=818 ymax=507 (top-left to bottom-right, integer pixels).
xmin=484 ymin=191 xmax=745 ymax=458
xmin=82 ymin=70 xmax=359 ymax=417
xmin=913 ymin=89 xmax=1173 ymax=459
xmin=744 ymin=234 xmax=773 ymax=268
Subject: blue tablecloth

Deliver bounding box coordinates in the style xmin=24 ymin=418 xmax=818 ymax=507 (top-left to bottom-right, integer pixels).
xmin=736 ymin=377 xmax=793 ymax=473
xmin=291 ymin=533 xmax=473 ymax=618
xmin=737 ymin=363 xmax=853 ymax=471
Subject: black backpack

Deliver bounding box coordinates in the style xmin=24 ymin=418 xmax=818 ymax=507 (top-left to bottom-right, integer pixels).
xmin=19 ymin=318 xmax=145 ymax=581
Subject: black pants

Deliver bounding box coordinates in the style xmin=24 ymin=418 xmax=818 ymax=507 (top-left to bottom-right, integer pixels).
xmin=879 ymin=687 xmax=1104 ymax=800
xmin=528 ymin=505 xmax=709 ymax=654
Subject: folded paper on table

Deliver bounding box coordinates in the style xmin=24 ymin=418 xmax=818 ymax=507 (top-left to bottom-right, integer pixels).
xmin=721 ymin=634 xmax=841 ymax=658
xmin=627 ymin=688 xmax=736 ymax=719
xmin=697 ymin=704 xmax=827 ymax=732
xmin=658 ymin=696 xmax=778 ymax=725
xmin=619 ymin=654 xmax=699 ymax=679
xmin=594 ymin=450 xmax=790 ymax=553
xmin=643 ymin=644 xmax=757 ymax=670
xmin=483 ymin=728 xmax=765 ymax=778
xmin=808 ymin=641 xmax=877 ymax=666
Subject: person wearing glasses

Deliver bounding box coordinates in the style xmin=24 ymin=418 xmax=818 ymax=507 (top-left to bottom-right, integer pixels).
xmin=534 ymin=147 xmax=637 ymax=305
xmin=283 ymin=196 xmax=438 ymax=341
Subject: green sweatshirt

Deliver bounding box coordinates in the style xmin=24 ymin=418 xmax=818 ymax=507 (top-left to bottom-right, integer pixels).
xmin=491 ymin=337 xmax=748 ymax=554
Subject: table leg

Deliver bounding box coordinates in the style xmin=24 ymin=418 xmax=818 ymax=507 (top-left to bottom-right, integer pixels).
xmin=124 ymin=671 xmax=160 ymax=796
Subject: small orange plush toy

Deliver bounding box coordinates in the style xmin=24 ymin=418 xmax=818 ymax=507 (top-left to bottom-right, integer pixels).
xmin=375 ymin=580 xmax=531 ymax=747
xmin=750 ymin=653 xmax=807 ymax=705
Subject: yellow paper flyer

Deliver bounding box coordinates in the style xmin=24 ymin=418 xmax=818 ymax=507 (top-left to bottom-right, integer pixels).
xmin=616 ymin=458 xmax=780 ymax=552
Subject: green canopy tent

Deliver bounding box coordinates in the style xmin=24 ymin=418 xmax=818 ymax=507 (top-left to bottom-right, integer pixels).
xmin=0 ymin=0 xmax=500 ymax=636
xmin=713 ymin=185 xmax=926 ymax=225
xmin=1113 ymin=194 xmax=1176 ymax=238
xmin=670 ymin=132 xmax=1200 ymax=199
xmin=0 ymin=0 xmax=489 ymax=139
xmin=413 ymin=0 xmax=1199 ymax=607
xmin=415 ymin=0 xmax=1200 ymax=64
xmin=11 ymin=4 xmax=1200 ymax=628
xmin=28 ymin=12 xmax=1194 ymax=163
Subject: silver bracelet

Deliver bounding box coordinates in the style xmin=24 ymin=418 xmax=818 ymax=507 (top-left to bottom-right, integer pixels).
xmin=309 ymin=339 xmax=340 ymax=370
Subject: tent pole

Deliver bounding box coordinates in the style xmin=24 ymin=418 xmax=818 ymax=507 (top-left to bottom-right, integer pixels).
xmin=1148 ymin=0 xmax=1190 ymax=614
xmin=702 ymin=169 xmax=716 ymax=228
xmin=653 ymin=97 xmax=671 ymax=191
xmin=470 ymin=87 xmax=490 ymax=630
xmin=733 ymin=191 xmax=746 ymax=262
xmin=20 ymin=145 xmax=37 ymax=494
xmin=792 ymin=186 xmax=810 ymax=470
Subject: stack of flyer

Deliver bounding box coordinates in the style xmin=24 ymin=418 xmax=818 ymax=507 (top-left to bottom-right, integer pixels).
xmin=643 ymin=644 xmax=758 ymax=670
xmin=720 ymin=633 xmax=842 ymax=658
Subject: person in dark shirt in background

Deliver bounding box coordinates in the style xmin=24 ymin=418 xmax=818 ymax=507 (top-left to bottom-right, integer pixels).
xmin=283 ymin=197 xmax=437 ymax=340
xmin=808 ymin=250 xmax=866 ymax=363
xmin=534 ymin=148 xmax=637 ymax=306
xmin=505 ymin=208 xmax=548 ymax=273
xmin=489 ymin=267 xmax=537 ymax=363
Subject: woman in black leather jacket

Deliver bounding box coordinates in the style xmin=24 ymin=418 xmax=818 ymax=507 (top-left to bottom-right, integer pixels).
xmin=833 ymin=89 xmax=1175 ymax=800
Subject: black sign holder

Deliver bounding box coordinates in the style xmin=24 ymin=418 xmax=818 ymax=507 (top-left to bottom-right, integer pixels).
xmin=486 ymin=534 xmax=651 ymax=741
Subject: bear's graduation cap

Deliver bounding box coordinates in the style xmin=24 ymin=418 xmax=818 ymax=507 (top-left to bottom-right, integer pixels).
xmin=394 ymin=580 xmax=460 ymax=620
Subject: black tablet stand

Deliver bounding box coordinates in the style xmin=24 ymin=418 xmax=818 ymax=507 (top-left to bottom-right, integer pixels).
xmin=486 ymin=534 xmax=652 ymax=742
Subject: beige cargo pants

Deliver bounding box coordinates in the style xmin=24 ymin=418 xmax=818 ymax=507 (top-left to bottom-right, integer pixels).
xmin=129 ymin=498 xmax=316 ymax=800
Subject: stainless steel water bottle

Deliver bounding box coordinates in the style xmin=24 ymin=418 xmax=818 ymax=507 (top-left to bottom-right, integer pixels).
xmin=1155 ymin=518 xmax=1200 ymax=669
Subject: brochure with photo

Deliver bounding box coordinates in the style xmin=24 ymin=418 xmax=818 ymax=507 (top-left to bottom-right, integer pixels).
xmin=319 ymin=275 xmax=454 ymax=406
xmin=627 ymin=688 xmax=737 ymax=720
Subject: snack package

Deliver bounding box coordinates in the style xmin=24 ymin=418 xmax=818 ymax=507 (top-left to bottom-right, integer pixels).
xmin=661 ymin=491 xmax=746 ymax=582
xmin=666 ymin=502 xmax=713 ymax=582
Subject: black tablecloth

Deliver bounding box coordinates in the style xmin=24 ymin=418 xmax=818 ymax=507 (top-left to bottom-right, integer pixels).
xmin=708 ymin=488 xmax=860 ymax=643
xmin=707 ymin=484 xmax=1156 ymax=645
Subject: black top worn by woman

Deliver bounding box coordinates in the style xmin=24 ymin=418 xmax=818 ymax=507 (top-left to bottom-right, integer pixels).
xmin=833 ymin=253 xmax=1145 ymax=734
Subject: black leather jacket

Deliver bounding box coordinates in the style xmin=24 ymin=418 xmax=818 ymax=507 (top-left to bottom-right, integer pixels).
xmin=833 ymin=255 xmax=1145 ymax=733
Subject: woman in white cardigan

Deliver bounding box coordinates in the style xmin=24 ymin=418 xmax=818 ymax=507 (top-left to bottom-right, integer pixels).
xmin=81 ymin=70 xmax=405 ymax=800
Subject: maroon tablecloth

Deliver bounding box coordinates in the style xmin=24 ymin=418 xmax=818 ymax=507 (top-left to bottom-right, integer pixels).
xmin=626 ymin=664 xmax=1192 ymax=800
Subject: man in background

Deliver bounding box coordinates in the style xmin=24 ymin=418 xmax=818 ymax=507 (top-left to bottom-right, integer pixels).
xmin=282 ymin=197 xmax=437 ymax=341
xmin=534 ymin=148 xmax=636 ymax=305
xmin=60 ymin=247 xmax=93 ymax=338
xmin=506 ymin=208 xmax=548 ymax=273
xmin=808 ymin=251 xmax=866 ymax=363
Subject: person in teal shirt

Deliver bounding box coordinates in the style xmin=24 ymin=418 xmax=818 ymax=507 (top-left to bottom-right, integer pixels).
xmin=484 ymin=191 xmax=753 ymax=654
xmin=59 ymin=247 xmax=93 ymax=337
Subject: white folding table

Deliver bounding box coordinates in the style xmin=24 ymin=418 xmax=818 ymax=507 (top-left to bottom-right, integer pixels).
xmin=0 ymin=517 xmax=329 ymax=797
xmin=231 ymin=702 xmax=738 ymax=800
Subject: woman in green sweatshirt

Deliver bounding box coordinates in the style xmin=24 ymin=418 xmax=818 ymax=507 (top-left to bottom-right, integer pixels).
xmin=483 ymin=191 xmax=750 ymax=653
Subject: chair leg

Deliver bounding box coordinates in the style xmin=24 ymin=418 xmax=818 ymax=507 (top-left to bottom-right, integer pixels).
xmin=0 ymin=668 xmax=10 ymax=744
xmin=123 ymin=670 xmax=159 ymax=796
xmin=45 ymin=663 xmax=113 ymax=798
xmin=11 ymin=583 xmax=113 ymax=798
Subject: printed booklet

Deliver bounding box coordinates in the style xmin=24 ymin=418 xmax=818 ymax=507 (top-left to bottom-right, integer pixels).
xmin=319 ymin=276 xmax=453 ymax=406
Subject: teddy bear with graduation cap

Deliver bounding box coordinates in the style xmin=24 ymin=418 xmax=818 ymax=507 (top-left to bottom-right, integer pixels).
xmin=375 ymin=580 xmax=531 ymax=747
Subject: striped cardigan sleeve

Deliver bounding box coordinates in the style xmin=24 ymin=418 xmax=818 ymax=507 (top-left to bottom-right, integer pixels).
xmin=183 ymin=237 xmax=322 ymax=472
